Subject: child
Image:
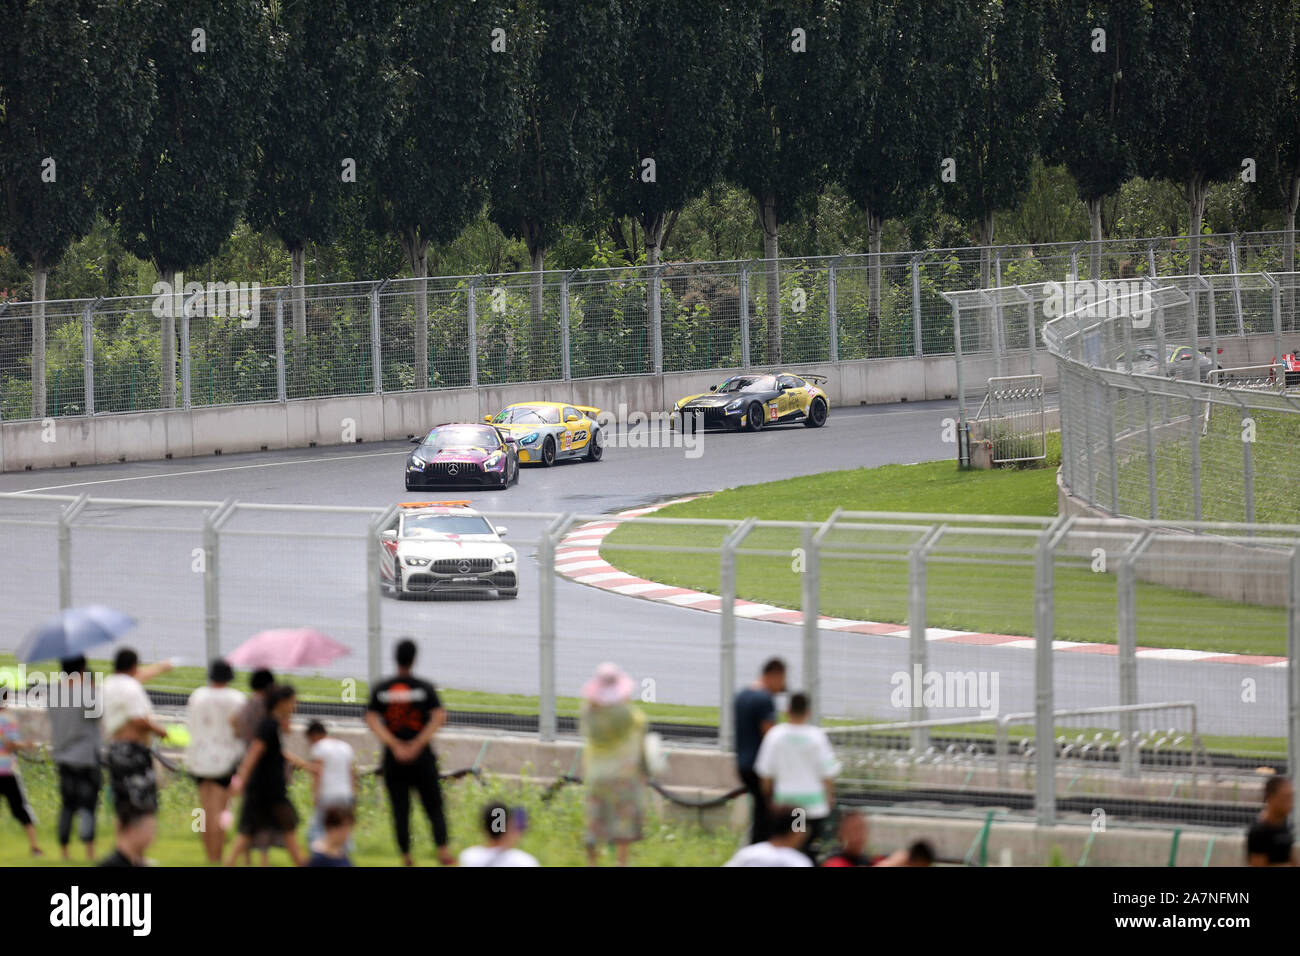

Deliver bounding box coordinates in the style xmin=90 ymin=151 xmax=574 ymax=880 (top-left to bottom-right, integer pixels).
xmin=0 ymin=693 xmax=42 ymax=856
xmin=307 ymin=805 xmax=355 ymax=867
xmin=305 ymin=720 xmax=356 ymax=852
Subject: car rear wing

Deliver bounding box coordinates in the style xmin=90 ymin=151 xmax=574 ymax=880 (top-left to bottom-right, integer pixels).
xmin=572 ymin=404 xmax=603 ymax=416
xmin=800 ymin=373 xmax=828 ymax=384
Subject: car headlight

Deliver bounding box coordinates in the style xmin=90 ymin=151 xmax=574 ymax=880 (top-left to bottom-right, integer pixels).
xmin=408 ymin=459 xmax=426 ymax=470
xmin=521 ymin=432 xmax=539 ymax=445
xmin=405 ymin=557 xmax=430 ymax=567
xmin=725 ymin=400 xmax=742 ymax=412
xmin=498 ymin=553 xmax=516 ymax=565
xmin=485 ymin=452 xmax=503 ymax=468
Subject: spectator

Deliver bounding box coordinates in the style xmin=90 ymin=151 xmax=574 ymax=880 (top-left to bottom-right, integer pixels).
xmin=0 ymin=689 xmax=41 ymax=856
xmin=1247 ymin=774 xmax=1296 ymax=866
xmin=307 ymin=805 xmax=356 ymax=868
xmin=185 ymin=658 xmax=246 ymax=862
xmin=753 ymin=691 xmax=841 ymax=862
xmin=226 ymin=685 xmax=305 ymax=866
xmin=97 ymin=814 xmax=156 ymax=867
xmin=459 ymin=802 xmax=540 ymax=867
xmin=365 ymin=639 xmax=453 ymax=866
xmin=305 ymin=720 xmax=356 ymax=852
xmin=822 ymin=811 xmax=877 ymax=867
xmin=232 ymin=668 xmax=277 ymax=865
xmin=47 ymin=655 xmax=101 ymax=861
xmin=580 ymin=662 xmax=648 ymax=867
xmin=102 ymin=649 xmax=172 ymax=861
xmin=733 ymin=657 xmax=785 ymax=845
xmin=906 ymin=840 xmax=935 ymax=866
xmin=724 ymin=806 xmax=812 ymax=867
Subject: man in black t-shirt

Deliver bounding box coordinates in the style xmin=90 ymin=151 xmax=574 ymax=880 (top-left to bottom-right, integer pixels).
xmin=732 ymin=658 xmax=786 ymax=845
xmin=226 ymin=685 xmax=305 ymax=866
xmin=1247 ymin=774 xmax=1296 ymax=866
xmin=366 ymin=639 xmax=452 ymax=866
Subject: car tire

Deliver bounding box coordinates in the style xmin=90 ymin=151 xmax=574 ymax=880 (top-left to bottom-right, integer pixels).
xmin=499 ymin=589 xmax=519 ymax=599
xmin=804 ymin=398 xmax=828 ymax=428
xmin=404 ymin=480 xmax=414 ymax=492
xmin=541 ymin=436 xmax=557 ymax=466
xmin=585 ymin=428 xmax=604 ymax=461
xmin=745 ymin=402 xmax=764 ymax=432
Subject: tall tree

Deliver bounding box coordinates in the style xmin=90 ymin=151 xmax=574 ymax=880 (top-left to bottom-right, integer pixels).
xmin=1138 ymin=0 xmax=1294 ymax=272
xmin=109 ymin=0 xmax=271 ymax=408
xmin=370 ymin=0 xmax=522 ymax=390
xmin=839 ymin=0 xmax=973 ymax=342
xmin=0 ymin=0 xmax=155 ymax=417
xmin=487 ymin=0 xmax=624 ymax=377
xmin=1259 ymin=6 xmax=1300 ymax=285
xmin=728 ymin=0 xmax=857 ymax=363
xmin=943 ymin=0 xmax=1056 ymax=286
xmin=245 ymin=0 xmax=397 ymax=383
xmin=601 ymin=0 xmax=752 ymax=362
xmin=1047 ymin=0 xmax=1166 ymax=278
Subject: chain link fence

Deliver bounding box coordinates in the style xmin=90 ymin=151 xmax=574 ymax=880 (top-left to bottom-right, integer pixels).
xmin=4 ymin=230 xmax=1299 ymax=423
xmin=1 ymin=493 xmax=1296 ymax=831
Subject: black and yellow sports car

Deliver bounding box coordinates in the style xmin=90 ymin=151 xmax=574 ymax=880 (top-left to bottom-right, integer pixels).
xmin=672 ymin=372 xmax=829 ymax=432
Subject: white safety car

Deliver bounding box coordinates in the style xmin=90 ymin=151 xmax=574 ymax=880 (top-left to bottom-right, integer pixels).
xmin=378 ymin=500 xmax=518 ymax=598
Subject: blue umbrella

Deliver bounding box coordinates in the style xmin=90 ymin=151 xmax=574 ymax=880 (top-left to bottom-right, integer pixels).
xmin=16 ymin=605 xmax=137 ymax=663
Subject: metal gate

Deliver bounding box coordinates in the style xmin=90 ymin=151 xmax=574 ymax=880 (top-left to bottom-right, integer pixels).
xmin=980 ymin=374 xmax=1046 ymax=464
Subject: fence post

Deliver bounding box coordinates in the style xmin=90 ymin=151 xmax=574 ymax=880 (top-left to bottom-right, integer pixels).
xmin=650 ymin=264 xmax=663 ymax=374
xmin=1035 ymin=516 xmax=1070 ymax=827
xmin=1025 ymin=289 xmax=1038 ymax=374
xmin=538 ymin=514 xmax=572 ymax=742
xmin=467 ymin=277 xmax=480 ymax=388
xmin=1105 ymin=384 xmax=1119 ymax=512
xmin=181 ymin=290 xmax=197 ymax=410
xmin=911 ymin=253 xmax=924 ymax=356
xmin=204 ymin=500 xmax=236 ymax=666
xmin=1146 ymin=241 xmax=1158 ymax=280
xmin=1116 ymin=531 xmax=1152 ymax=778
xmin=1189 ymin=395 xmax=1203 ymax=523
xmin=1069 ymin=243 xmax=1080 ymax=282
xmin=57 ymin=494 xmax=89 ymax=610
xmin=1267 ymin=271 xmax=1283 ymax=367
xmin=993 ymin=254 xmax=1005 ymax=378
xmin=560 ymin=271 xmax=574 ymax=381
xmin=739 ymin=264 xmax=752 ymax=368
xmin=1229 ymin=235 xmax=1244 ymax=334
xmin=367 ymin=504 xmax=396 ymax=689
xmin=1289 ymin=546 xmax=1300 ymax=831
xmin=1241 ymin=404 xmax=1256 ymax=524
xmin=82 ymin=299 xmax=101 ymax=416
xmin=908 ymin=525 xmax=944 ymax=752
xmin=827 ymin=257 xmax=840 ymax=364
xmin=720 ymin=517 xmax=757 ymax=753
xmin=369 ymin=280 xmax=386 ymax=393
xmin=801 ymin=525 xmax=820 ymax=724
xmin=1142 ymin=384 xmax=1158 ymax=520
xmin=274 ymin=290 xmax=287 ymax=402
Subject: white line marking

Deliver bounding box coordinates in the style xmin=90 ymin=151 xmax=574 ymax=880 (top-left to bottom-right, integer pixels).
xmin=555 ymin=560 xmax=609 ymax=573
xmin=574 ymin=572 xmax=635 ymax=584
xmin=9 ymin=449 xmax=407 ymax=494
xmin=610 ymin=582 xmax=673 ymax=595
xmin=1134 ymin=648 xmax=1223 ymax=662
xmin=734 ymin=603 xmax=785 ymax=618
xmin=661 ymin=592 xmax=719 ymax=606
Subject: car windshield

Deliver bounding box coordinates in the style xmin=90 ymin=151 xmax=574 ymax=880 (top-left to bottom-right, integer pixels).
xmin=716 ymin=375 xmax=777 ymax=393
xmin=493 ymin=404 xmax=559 ymax=425
xmin=423 ymin=426 xmax=499 ymax=451
xmin=402 ymin=514 xmax=494 ymax=536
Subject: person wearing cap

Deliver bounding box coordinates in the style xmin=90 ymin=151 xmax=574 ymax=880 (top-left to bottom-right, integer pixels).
xmin=580 ymin=662 xmax=648 ymax=866
xmin=185 ymin=658 xmax=246 ymax=862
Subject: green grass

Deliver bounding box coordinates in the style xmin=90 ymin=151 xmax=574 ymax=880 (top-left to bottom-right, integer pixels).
xmin=1116 ymin=406 xmax=1300 ymax=525
xmin=0 ymin=654 xmax=720 ymax=727
xmin=600 ymin=437 xmax=1289 ymax=657
xmin=0 ymin=759 xmax=741 ymax=867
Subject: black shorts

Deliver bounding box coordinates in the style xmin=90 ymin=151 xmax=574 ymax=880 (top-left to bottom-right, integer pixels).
xmin=238 ymin=795 xmax=298 ymax=836
xmin=190 ymin=769 xmax=236 ymax=789
xmin=0 ymin=774 xmax=34 ymax=826
xmin=105 ymin=741 xmax=158 ymax=823
xmin=58 ymin=764 xmax=102 ymax=813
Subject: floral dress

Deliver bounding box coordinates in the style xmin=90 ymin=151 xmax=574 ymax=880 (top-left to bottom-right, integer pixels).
xmin=581 ymin=702 xmax=647 ymax=844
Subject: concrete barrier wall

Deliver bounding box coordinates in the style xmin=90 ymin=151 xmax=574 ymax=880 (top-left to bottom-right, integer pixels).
xmin=1 ymin=352 xmax=1058 ymax=472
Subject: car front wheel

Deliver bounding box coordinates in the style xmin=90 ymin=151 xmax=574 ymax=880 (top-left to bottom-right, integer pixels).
xmin=745 ymin=402 xmax=764 ymax=432
xmin=804 ymin=398 xmax=828 ymax=428
xmin=540 ymin=436 xmax=556 ymax=466
xmin=585 ymin=428 xmax=603 ymax=461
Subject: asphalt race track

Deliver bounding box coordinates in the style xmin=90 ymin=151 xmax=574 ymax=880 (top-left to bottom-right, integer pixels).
xmin=0 ymin=397 xmax=1283 ymax=737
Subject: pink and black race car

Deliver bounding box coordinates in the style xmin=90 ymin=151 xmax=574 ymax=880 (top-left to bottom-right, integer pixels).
xmin=405 ymin=422 xmax=520 ymax=490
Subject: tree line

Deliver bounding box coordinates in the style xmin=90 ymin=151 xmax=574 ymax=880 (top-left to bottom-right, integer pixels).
xmin=2 ymin=0 xmax=1298 ymax=415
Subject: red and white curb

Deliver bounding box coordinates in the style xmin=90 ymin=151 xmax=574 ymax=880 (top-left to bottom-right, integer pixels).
xmin=555 ymin=499 xmax=1286 ymax=669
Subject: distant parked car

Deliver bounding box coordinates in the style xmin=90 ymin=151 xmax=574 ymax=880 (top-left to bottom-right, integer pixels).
xmin=1123 ymin=345 xmax=1215 ymax=381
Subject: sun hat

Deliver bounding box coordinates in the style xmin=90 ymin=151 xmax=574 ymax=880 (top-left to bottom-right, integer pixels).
xmin=582 ymin=662 xmax=635 ymax=706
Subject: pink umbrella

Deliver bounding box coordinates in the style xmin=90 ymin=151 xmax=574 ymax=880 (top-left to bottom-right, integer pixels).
xmin=225 ymin=628 xmax=351 ymax=671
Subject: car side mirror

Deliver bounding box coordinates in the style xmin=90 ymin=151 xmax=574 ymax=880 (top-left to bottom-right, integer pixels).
xmin=381 ymin=529 xmax=397 ymax=540
xmin=708 ymin=384 xmax=717 ymax=392
xmin=495 ymin=526 xmax=508 ymax=537
xmin=565 ymin=414 xmax=579 ymax=422
xmin=483 ymin=415 xmax=494 ymax=424
xmin=409 ymin=437 xmax=422 ymax=445
xmin=502 ymin=434 xmax=518 ymax=444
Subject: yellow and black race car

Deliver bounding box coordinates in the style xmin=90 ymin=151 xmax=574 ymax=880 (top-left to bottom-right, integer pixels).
xmin=672 ymin=372 xmax=829 ymax=432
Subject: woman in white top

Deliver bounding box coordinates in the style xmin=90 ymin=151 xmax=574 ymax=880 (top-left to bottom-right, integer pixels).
xmin=185 ymin=660 xmax=247 ymax=863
